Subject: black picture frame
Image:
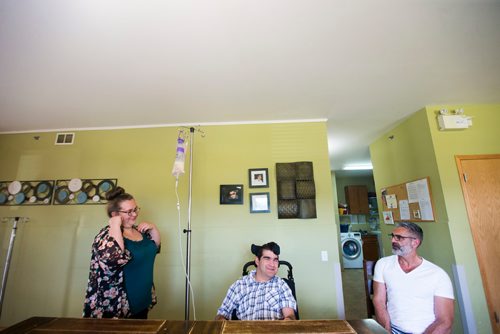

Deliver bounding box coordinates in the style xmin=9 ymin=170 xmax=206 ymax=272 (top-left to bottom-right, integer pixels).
xmin=220 ymin=184 xmax=244 ymax=205
xmin=250 ymin=192 xmax=271 ymax=213
xmin=248 ymin=168 xmax=269 ymax=188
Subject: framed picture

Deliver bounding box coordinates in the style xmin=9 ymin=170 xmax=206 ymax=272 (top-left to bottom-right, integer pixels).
xmin=248 ymin=168 xmax=269 ymax=188
xmin=250 ymin=192 xmax=270 ymax=213
xmin=220 ymin=184 xmax=244 ymax=205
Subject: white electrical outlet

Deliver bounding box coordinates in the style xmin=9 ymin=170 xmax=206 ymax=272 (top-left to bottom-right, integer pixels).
xmin=321 ymin=251 xmax=328 ymax=262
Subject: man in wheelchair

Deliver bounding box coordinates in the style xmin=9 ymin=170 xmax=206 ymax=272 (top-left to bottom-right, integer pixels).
xmin=215 ymin=242 xmax=297 ymax=321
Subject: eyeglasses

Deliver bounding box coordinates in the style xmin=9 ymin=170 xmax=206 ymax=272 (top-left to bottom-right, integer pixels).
xmin=118 ymin=207 xmax=140 ymax=216
xmin=389 ymin=233 xmax=416 ymax=241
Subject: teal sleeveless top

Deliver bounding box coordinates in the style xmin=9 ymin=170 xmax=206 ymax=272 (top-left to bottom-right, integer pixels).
xmin=123 ymin=234 xmax=158 ymax=314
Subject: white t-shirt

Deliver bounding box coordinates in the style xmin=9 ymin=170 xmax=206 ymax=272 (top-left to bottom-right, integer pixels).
xmin=374 ymin=255 xmax=454 ymax=333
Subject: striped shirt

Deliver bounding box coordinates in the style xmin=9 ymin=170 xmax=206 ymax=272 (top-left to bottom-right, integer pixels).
xmin=217 ymin=270 xmax=297 ymax=320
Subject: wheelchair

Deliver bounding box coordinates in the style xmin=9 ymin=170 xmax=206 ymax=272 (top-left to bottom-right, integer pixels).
xmin=231 ymin=260 xmax=299 ymax=320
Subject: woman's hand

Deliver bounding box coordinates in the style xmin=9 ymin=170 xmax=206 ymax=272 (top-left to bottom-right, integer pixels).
xmin=137 ymin=222 xmax=161 ymax=247
xmin=108 ymin=216 xmax=123 ymax=229
xmin=136 ymin=222 xmax=154 ymax=233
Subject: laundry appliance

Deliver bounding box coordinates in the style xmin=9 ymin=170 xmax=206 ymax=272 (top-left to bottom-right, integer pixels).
xmin=340 ymin=232 xmax=363 ymax=269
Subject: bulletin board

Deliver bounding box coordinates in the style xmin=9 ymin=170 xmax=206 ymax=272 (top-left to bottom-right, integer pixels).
xmin=380 ymin=177 xmax=435 ymax=223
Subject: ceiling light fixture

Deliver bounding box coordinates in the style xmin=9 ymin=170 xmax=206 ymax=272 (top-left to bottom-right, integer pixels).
xmin=342 ymin=164 xmax=373 ymax=170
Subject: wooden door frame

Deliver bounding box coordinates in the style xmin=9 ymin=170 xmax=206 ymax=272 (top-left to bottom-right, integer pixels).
xmin=456 ymin=154 xmax=500 ymax=332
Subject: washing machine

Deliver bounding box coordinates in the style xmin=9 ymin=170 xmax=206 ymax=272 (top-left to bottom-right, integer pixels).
xmin=341 ymin=232 xmax=363 ymax=268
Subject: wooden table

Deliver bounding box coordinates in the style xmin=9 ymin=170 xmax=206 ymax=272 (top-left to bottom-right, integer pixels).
xmin=1 ymin=317 xmax=387 ymax=334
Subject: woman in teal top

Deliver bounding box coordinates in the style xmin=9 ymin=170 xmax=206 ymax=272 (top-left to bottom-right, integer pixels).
xmin=83 ymin=187 xmax=161 ymax=319
xmin=123 ymin=235 xmax=158 ymax=316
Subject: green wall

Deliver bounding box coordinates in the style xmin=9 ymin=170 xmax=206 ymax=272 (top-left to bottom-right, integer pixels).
xmin=426 ymin=105 xmax=500 ymax=334
xmin=370 ymin=105 xmax=500 ymax=334
xmin=0 ymin=121 xmax=342 ymax=326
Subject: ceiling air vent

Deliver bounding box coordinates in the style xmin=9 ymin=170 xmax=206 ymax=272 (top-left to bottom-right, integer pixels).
xmin=55 ymin=132 xmax=75 ymax=145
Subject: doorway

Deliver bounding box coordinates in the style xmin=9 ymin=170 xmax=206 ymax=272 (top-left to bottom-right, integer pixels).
xmin=334 ymin=170 xmax=378 ymax=319
xmin=456 ymin=154 xmax=500 ymax=333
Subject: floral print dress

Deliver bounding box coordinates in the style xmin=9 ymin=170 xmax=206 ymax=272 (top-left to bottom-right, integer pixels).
xmin=82 ymin=226 xmax=157 ymax=318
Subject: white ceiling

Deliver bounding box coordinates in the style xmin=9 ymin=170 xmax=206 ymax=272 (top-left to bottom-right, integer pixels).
xmin=1 ymin=0 xmax=499 ymax=172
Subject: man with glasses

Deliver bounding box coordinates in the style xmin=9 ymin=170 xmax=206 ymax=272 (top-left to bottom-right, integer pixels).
xmin=215 ymin=242 xmax=297 ymax=320
xmin=373 ymin=222 xmax=454 ymax=334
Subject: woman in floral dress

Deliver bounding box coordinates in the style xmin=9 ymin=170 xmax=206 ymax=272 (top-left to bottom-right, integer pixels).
xmin=83 ymin=187 xmax=161 ymax=318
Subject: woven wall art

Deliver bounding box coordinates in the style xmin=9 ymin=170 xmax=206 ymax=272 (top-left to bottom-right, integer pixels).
xmin=276 ymin=162 xmax=316 ymax=219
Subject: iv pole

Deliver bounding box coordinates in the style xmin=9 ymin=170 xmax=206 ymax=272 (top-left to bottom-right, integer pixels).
xmin=0 ymin=217 xmax=28 ymax=318
xmin=183 ymin=127 xmax=195 ymax=321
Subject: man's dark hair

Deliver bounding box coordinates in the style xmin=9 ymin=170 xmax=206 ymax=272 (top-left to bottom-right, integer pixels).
xmin=251 ymin=242 xmax=280 ymax=259
xmin=397 ymin=222 xmax=424 ymax=246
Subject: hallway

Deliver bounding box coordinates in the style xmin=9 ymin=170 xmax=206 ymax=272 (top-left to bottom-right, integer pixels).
xmin=341 ymin=268 xmax=370 ymax=320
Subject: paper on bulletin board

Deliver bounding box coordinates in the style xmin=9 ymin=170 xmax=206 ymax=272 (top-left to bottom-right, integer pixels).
xmin=383 ymin=211 xmax=394 ymax=225
xmin=399 ymin=200 xmax=410 ymax=220
xmin=385 ymin=194 xmax=398 ymax=209
xmin=406 ymin=179 xmax=431 ymax=204
xmin=419 ymin=199 xmax=434 ymax=220
xmin=381 ymin=188 xmax=387 ymax=207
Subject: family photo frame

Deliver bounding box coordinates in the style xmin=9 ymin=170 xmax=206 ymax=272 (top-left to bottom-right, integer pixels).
xmin=248 ymin=168 xmax=269 ymax=188
xmin=220 ymin=184 xmax=244 ymax=205
xmin=250 ymin=192 xmax=270 ymax=213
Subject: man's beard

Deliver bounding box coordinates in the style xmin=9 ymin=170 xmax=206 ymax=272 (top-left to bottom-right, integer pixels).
xmin=392 ymin=243 xmax=412 ymax=256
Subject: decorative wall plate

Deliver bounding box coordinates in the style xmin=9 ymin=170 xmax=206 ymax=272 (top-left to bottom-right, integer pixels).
xmin=68 ymin=178 xmax=83 ymax=192
xmin=0 ymin=192 xmax=8 ymax=204
xmin=8 ymin=181 xmax=22 ymax=195
xmin=14 ymin=192 xmax=25 ymax=204
xmin=55 ymin=186 xmax=70 ymax=204
xmin=76 ymin=191 xmax=88 ymax=204
xmin=35 ymin=181 xmax=53 ymax=201
xmin=97 ymin=179 xmax=115 ymax=196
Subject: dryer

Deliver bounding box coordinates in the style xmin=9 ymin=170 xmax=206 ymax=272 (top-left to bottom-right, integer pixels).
xmin=340 ymin=232 xmax=363 ymax=268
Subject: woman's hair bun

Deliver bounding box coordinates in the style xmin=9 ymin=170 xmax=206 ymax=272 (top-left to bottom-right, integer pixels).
xmin=106 ymin=186 xmax=126 ymax=201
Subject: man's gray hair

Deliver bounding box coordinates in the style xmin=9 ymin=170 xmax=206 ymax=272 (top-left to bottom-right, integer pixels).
xmin=397 ymin=222 xmax=423 ymax=246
